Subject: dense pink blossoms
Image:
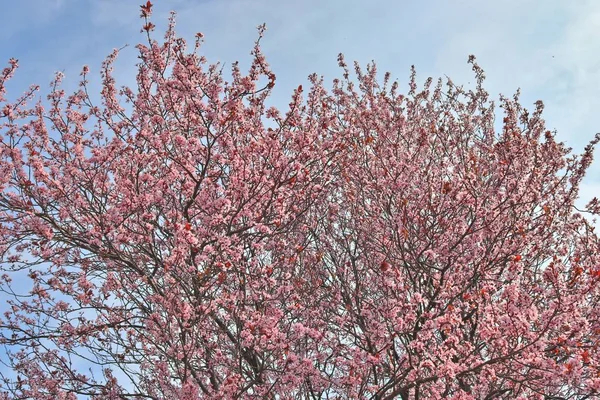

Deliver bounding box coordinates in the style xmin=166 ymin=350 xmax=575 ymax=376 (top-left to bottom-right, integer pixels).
xmin=1 ymin=5 xmax=600 ymax=399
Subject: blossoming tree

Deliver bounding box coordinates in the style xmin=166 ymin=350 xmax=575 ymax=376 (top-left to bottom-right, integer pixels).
xmin=1 ymin=3 xmax=599 ymax=399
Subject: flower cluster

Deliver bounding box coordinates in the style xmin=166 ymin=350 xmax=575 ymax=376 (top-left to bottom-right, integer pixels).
xmin=0 ymin=5 xmax=599 ymax=400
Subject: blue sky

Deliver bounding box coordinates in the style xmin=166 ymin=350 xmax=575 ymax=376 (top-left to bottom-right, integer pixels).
xmin=1 ymin=0 xmax=600 ymax=392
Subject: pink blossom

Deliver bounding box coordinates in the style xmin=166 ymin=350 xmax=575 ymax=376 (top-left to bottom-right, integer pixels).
xmin=0 ymin=6 xmax=599 ymax=400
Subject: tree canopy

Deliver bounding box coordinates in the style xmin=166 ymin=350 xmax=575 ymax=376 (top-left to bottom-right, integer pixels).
xmin=1 ymin=4 xmax=599 ymax=399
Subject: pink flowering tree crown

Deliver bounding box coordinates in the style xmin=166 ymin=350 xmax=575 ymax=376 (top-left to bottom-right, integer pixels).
xmin=1 ymin=4 xmax=600 ymax=399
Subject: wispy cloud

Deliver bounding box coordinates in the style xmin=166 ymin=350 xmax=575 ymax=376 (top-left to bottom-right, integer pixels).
xmin=1 ymin=0 xmax=599 ymax=192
